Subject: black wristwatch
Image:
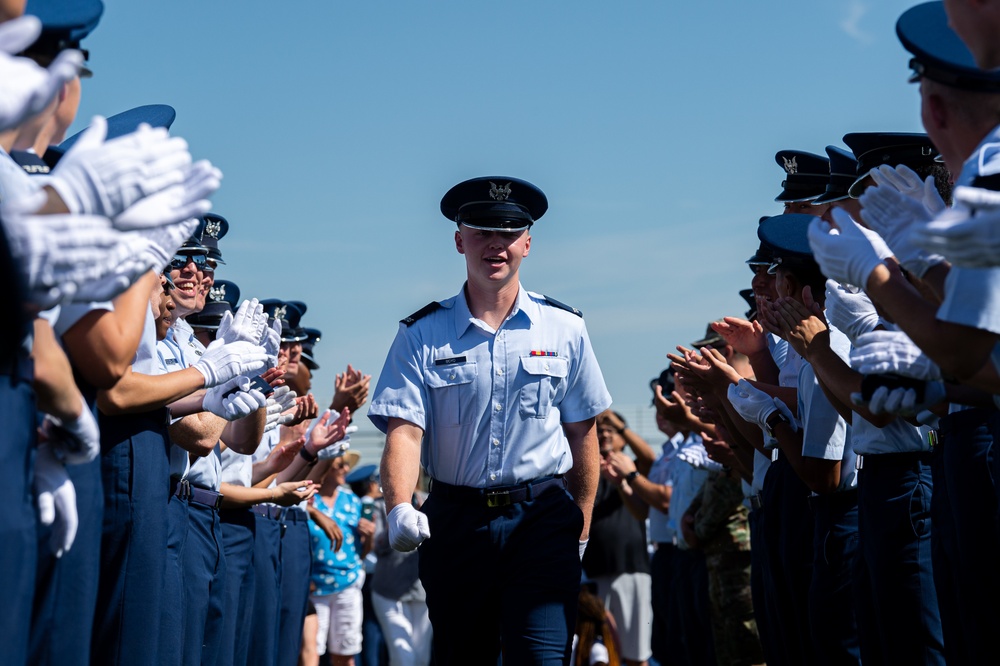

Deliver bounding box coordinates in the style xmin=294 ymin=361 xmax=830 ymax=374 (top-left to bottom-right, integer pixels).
xmin=298 ymin=446 xmax=318 ymax=466
xmin=764 ymin=410 xmax=790 ymax=438
xmin=626 ymin=470 xmax=639 ymax=482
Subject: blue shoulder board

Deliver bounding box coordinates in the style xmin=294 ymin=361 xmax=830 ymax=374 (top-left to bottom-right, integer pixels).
xmin=400 ymin=301 xmax=442 ymax=326
xmin=542 ymin=294 xmax=583 ymax=318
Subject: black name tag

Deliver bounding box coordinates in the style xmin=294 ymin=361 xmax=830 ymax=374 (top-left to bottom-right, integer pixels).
xmin=434 ymin=356 xmax=467 ymax=366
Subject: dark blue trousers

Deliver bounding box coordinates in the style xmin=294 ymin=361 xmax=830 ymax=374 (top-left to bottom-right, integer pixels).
xmin=278 ymin=508 xmax=312 ymax=666
xmin=248 ymin=511 xmax=283 ymax=666
xmin=219 ymin=508 xmax=256 ymax=666
xmin=0 ymin=363 xmax=36 ymax=666
xmin=183 ymin=502 xmax=228 ymax=666
xmin=669 ymin=547 xmax=716 ymax=666
xmin=855 ymin=453 xmax=943 ymax=665
xmin=30 ymin=455 xmax=103 ymax=666
xmin=91 ymin=409 xmax=170 ymax=666
xmin=649 ymin=542 xmax=678 ymax=665
xmin=748 ymin=506 xmax=783 ymax=666
xmin=760 ymin=454 xmax=815 ymax=665
xmin=159 ymin=495 xmax=188 ymax=666
xmin=932 ymin=409 xmax=1000 ymax=666
xmin=418 ymin=483 xmax=583 ymax=666
xmin=808 ymin=491 xmax=860 ymax=666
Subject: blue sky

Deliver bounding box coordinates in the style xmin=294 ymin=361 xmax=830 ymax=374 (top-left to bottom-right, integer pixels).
xmin=71 ymin=1 xmax=926 ymax=438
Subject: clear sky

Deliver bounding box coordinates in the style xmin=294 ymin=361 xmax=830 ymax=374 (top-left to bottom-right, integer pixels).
xmin=72 ymin=0 xmax=927 ymax=439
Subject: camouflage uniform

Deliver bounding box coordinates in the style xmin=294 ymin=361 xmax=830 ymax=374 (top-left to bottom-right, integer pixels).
xmin=687 ymin=469 xmax=764 ymax=666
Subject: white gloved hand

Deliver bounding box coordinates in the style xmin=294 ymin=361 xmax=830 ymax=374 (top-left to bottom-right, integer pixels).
xmin=316 ymin=439 xmax=351 ymax=460
xmin=193 ymin=340 xmax=269 ymax=388
xmin=34 ymin=443 xmax=78 ymax=558
xmin=44 ymin=397 xmax=100 ymax=465
xmin=851 ymin=381 xmax=946 ymax=417
xmin=727 ymin=379 xmax=792 ymax=431
xmin=0 ymin=17 xmax=83 ymax=133
xmin=203 ymin=376 xmax=266 ymax=421
xmin=112 ymin=160 xmax=221 ymax=231
xmin=807 ymin=209 xmax=888 ymax=289
xmin=264 ymin=386 xmax=297 ymax=432
xmin=859 ymin=180 xmax=944 ymax=277
xmin=133 ymin=216 xmax=201 ymax=273
xmin=387 ymin=503 xmax=431 ymax=552
xmin=850 ymin=330 xmax=942 ymax=380
xmin=911 ymin=186 xmax=1000 ymax=268
xmin=47 ymin=118 xmax=193 ymax=218
xmin=216 ymin=298 xmax=265 ymax=346
xmin=261 ymin=318 xmax=282 ymax=368
xmin=869 ymin=164 xmax=946 ymax=216
xmin=824 ymin=280 xmax=880 ymax=343
xmin=579 ymin=539 xmax=588 ymax=561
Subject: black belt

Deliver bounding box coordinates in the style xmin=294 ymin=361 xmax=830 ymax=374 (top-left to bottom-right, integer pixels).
xmin=807 ymin=486 xmax=859 ymax=512
xmin=252 ymin=504 xmax=283 ymax=520
xmin=748 ymin=493 xmax=764 ymax=510
xmin=430 ymin=475 xmax=565 ymax=508
xmin=856 ymin=450 xmax=933 ymax=471
xmin=170 ymin=478 xmax=223 ymax=510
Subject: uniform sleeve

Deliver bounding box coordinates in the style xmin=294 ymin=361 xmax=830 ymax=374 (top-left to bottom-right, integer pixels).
xmin=368 ymin=324 xmax=429 ymax=434
xmin=798 ymin=363 xmax=848 ymax=461
xmin=557 ymin=320 xmax=612 ymax=423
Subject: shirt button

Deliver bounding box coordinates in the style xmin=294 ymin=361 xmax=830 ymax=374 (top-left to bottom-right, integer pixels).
xmin=543 ymin=363 xmax=550 ymax=371
xmin=495 ymin=403 xmax=502 ymax=412
xmin=450 ymin=373 xmax=456 ymax=380
xmin=490 ymin=473 xmax=497 ymax=481
xmin=492 ymin=438 xmax=500 ymax=446
xmin=496 ymin=368 xmax=503 ymax=376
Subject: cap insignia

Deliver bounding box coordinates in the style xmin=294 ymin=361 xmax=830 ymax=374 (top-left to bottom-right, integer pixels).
xmin=782 ymin=156 xmax=798 ymax=175
xmin=209 ymin=284 xmax=226 ymax=301
xmin=489 ymin=181 xmax=512 ymax=201
xmin=273 ymin=304 xmax=287 ymax=322
xmin=204 ymin=219 xmax=222 ymax=239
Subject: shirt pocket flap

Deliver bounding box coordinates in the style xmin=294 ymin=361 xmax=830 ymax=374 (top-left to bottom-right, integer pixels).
xmin=520 ymin=356 xmax=569 ymax=378
xmin=425 ymin=362 xmax=478 ymax=388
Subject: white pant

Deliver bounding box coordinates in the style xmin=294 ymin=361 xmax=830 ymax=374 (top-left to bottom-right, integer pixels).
xmin=371 ymin=590 xmax=433 ymax=666
xmin=312 ymin=572 xmax=365 ymax=657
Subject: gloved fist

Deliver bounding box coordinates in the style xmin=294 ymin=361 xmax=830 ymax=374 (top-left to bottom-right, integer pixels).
xmin=387 ymin=503 xmax=430 ymax=552
xmin=34 ymin=443 xmax=78 ymax=558
xmin=910 ymin=186 xmax=1000 ymax=268
xmin=45 ymin=397 xmax=100 ymax=465
xmin=0 ymin=16 xmax=83 ymax=132
xmin=47 ymin=118 xmax=193 ymax=218
xmin=807 ymin=210 xmax=888 ymax=289
xmin=824 ymin=280 xmax=880 ymax=344
xmin=726 ymin=379 xmax=779 ymax=429
xmin=193 ymin=341 xmax=269 ymax=388
xmin=851 ymin=380 xmax=946 ymax=417
xmin=850 ymin=330 xmax=942 ymax=380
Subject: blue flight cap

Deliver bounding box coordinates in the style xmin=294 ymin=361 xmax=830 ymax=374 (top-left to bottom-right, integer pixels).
xmin=897 ymin=2 xmax=1000 ymax=93
xmin=300 ymin=328 xmax=322 ymax=371
xmin=187 ymin=280 xmax=240 ymax=330
xmin=691 ymin=323 xmax=725 ymax=349
xmin=813 ymin=146 xmax=859 ymax=204
xmin=47 ymin=104 xmax=176 ymax=166
xmin=843 ymin=132 xmax=939 ymax=198
xmin=746 ymin=216 xmax=776 ymax=272
xmin=198 ymin=213 xmax=229 ymax=264
xmin=739 ymin=289 xmax=757 ymax=321
xmin=345 ymin=464 xmax=378 ymax=485
xmin=260 ymin=300 xmax=308 ymax=343
xmin=757 ymin=214 xmax=821 ymax=277
xmin=23 ymin=0 xmax=103 ymax=58
xmin=441 ymin=176 xmax=548 ymax=231
xmin=774 ymin=150 xmax=830 ymax=202
xmin=649 ymin=366 xmax=675 ymax=406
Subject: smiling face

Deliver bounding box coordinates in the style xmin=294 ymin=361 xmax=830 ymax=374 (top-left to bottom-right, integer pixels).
xmin=750 ymin=265 xmax=779 ymax=316
xmin=279 ymin=341 xmax=302 ymax=379
xmin=455 ymin=225 xmax=531 ymax=292
xmin=169 ymin=255 xmax=205 ymax=318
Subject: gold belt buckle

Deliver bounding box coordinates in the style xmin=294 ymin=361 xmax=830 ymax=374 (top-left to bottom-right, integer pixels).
xmin=485 ymin=490 xmax=511 ymax=508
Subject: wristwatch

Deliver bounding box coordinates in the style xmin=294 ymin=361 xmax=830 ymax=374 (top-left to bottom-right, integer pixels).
xmin=764 ymin=410 xmax=790 ymax=438
xmin=298 ymin=446 xmax=318 ymax=466
xmin=625 ymin=470 xmax=639 ymax=482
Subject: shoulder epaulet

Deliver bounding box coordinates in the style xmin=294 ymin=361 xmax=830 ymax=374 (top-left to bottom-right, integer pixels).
xmin=972 ymin=173 xmax=1000 ymax=192
xmin=541 ymin=294 xmax=583 ymax=318
xmin=400 ymin=301 xmax=442 ymax=326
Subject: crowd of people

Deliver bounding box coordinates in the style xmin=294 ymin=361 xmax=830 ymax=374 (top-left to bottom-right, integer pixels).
xmin=7 ymin=0 xmax=1000 ymax=665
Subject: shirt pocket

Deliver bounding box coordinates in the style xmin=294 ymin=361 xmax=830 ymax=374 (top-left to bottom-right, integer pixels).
xmin=518 ymin=356 xmax=569 ymax=419
xmin=424 ymin=362 xmax=478 ymax=427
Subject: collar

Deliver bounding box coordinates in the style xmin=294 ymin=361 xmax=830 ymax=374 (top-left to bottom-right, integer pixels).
xmin=453 ymin=282 xmax=535 ymax=338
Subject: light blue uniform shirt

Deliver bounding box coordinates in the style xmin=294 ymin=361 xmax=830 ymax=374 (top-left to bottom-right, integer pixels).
xmin=797 ymin=327 xmax=856 ymax=491
xmin=369 ymin=284 xmax=612 ymax=488
xmin=647 ymin=433 xmax=683 ymax=544
xmin=666 ymin=433 xmax=712 ymax=549
xmin=939 ymin=123 xmax=1000 ymax=336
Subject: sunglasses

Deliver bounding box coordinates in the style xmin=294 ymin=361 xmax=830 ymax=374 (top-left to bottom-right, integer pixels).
xmin=169 ymin=254 xmax=215 ymax=274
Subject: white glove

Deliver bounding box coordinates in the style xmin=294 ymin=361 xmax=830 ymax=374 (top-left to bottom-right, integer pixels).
xmin=112 ymin=160 xmax=221 ymax=231
xmin=0 ymin=16 xmax=83 ymax=132
xmin=44 ymin=397 xmax=100 ymax=465
xmin=193 ymin=340 xmax=269 ymax=388
xmin=34 ymin=443 xmax=78 ymax=558
xmin=824 ymin=280 xmax=880 ymax=344
xmin=727 ymin=379 xmax=798 ymax=432
xmin=859 ymin=179 xmax=944 ymax=277
xmin=264 ymin=386 xmax=297 ymax=432
xmin=869 ymin=164 xmax=946 ymax=216
xmin=317 ymin=439 xmax=351 ymax=460
xmin=911 ymin=186 xmax=1000 ymax=268
xmin=261 ymin=318 xmax=282 ymax=367
xmin=203 ymin=376 xmax=266 ymax=420
xmin=47 ymin=118 xmax=193 ymax=218
xmin=133 ymin=216 xmax=201 ymax=273
xmin=851 ymin=381 xmax=946 ymax=417
xmin=216 ymin=298 xmax=266 ymax=346
xmin=850 ymin=330 xmax=942 ymax=380
xmin=387 ymin=503 xmax=431 ymax=552
xmin=579 ymin=539 xmax=588 ymax=561
xmin=807 ymin=209 xmax=888 ymax=289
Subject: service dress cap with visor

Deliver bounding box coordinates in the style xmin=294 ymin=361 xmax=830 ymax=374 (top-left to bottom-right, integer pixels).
xmin=300 ymin=328 xmax=322 ymax=371
xmin=260 ymin=299 xmax=308 ymax=343
xmin=46 ymin=104 xmax=176 ymax=167
xmin=441 ymin=176 xmax=548 ymax=232
xmin=22 ymin=0 xmax=103 ymax=77
xmin=843 ymin=132 xmax=939 ymax=198
xmin=774 ymin=150 xmax=830 ymax=202
xmin=813 ymin=146 xmax=859 ymax=204
xmin=746 ymin=215 xmax=777 ymax=272
xmin=187 ymin=280 xmax=240 ymax=331
xmin=197 ymin=213 xmax=229 ymax=265
xmin=897 ymin=2 xmax=1000 ymax=94
xmin=757 ymin=213 xmax=821 ymax=277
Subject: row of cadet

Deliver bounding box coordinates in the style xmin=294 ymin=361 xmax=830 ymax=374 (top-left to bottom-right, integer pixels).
xmin=0 ymin=2 xmax=398 ymax=666
xmin=589 ymin=3 xmax=1000 ymax=666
